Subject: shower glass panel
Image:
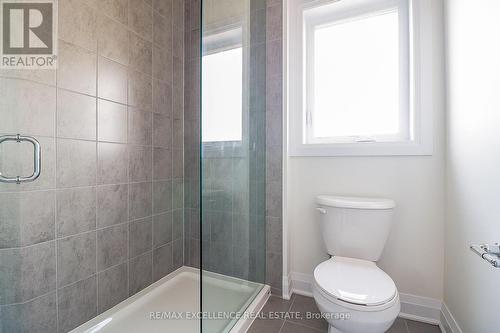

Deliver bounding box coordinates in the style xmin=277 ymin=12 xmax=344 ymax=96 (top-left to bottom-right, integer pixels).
xmin=200 ymin=0 xmax=267 ymax=332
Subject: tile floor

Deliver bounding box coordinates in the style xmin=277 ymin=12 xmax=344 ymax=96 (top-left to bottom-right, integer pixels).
xmin=248 ymin=294 xmax=442 ymax=333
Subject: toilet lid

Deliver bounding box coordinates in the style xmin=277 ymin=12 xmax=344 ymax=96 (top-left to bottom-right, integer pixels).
xmin=314 ymin=257 xmax=397 ymax=306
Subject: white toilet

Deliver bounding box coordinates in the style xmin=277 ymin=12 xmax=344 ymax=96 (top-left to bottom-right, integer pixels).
xmin=313 ymin=195 xmax=400 ymax=333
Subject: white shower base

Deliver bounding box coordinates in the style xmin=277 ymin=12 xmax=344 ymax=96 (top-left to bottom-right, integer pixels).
xmin=71 ymin=266 xmax=270 ymax=333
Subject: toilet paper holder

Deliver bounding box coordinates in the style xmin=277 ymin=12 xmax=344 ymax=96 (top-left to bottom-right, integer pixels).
xmin=470 ymin=243 xmax=500 ymax=268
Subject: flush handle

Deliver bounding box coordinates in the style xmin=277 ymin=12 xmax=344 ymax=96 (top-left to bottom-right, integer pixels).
xmin=316 ymin=207 xmax=327 ymax=214
xmin=470 ymin=243 xmax=500 ymax=268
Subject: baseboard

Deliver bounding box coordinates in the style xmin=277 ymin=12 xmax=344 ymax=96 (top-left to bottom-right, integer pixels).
xmin=289 ymin=272 xmax=443 ymax=326
xmin=439 ymin=303 xmax=463 ymax=333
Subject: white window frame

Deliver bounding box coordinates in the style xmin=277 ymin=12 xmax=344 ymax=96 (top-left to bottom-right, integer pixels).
xmin=288 ymin=0 xmax=434 ymax=156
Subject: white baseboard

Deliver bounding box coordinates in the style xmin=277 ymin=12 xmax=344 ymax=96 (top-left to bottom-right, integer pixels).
xmin=439 ymin=303 xmax=463 ymax=333
xmin=288 ymin=272 xmax=443 ymax=326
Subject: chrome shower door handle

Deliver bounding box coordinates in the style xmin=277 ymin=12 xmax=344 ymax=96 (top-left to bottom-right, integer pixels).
xmin=0 ymin=134 xmax=41 ymax=184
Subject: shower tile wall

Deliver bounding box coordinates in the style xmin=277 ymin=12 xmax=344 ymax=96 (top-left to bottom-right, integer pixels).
xmin=0 ymin=0 xmax=185 ymax=332
xmin=183 ymin=0 xmax=283 ymax=295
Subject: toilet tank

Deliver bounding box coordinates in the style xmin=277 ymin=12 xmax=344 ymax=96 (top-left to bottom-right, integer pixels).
xmin=316 ymin=195 xmax=396 ymax=262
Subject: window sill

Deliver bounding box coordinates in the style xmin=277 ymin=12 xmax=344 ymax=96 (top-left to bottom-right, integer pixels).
xmin=289 ymin=140 xmax=433 ymax=157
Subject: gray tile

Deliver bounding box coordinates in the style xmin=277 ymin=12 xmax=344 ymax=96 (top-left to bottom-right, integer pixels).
xmin=172 ymin=209 xmax=183 ymax=240
xmin=262 ymin=295 xmax=295 ymax=314
xmin=97 ymin=142 xmax=128 ymax=185
xmin=129 ymin=145 xmax=153 ymax=182
xmin=0 ymin=292 xmax=57 ymax=333
xmin=0 ymin=242 xmax=56 ymax=305
xmin=280 ymin=321 xmax=324 ymax=333
xmin=209 ymin=211 xmax=232 ymax=243
xmin=232 ymin=214 xmax=252 ymax=250
xmin=153 ymin=10 xmax=172 ymax=50
xmin=172 ymin=238 xmax=183 ymax=269
xmin=59 ymin=0 xmax=97 ymax=51
xmin=57 ymin=89 xmax=97 ymax=140
xmin=153 ymin=212 xmax=172 ymax=248
xmin=387 ymin=318 xmax=409 ymax=333
xmin=98 ymin=56 xmax=128 ymax=104
xmin=266 ymin=252 xmax=282 ymax=291
xmin=172 ymin=149 xmax=183 ymax=179
xmin=153 ymin=180 xmax=172 ymax=214
xmin=57 ymin=187 xmax=96 ymax=238
xmin=97 ymin=224 xmax=128 ymax=271
xmin=153 ymin=113 xmax=172 ymax=148
xmin=57 ymin=41 xmax=97 ymax=95
xmin=129 ymin=251 xmax=152 ymax=295
xmin=153 ymin=242 xmax=173 ymax=281
xmin=153 ymin=0 xmax=172 ymax=17
xmin=209 ymin=241 xmax=233 ymax=275
xmin=129 ymin=217 xmax=153 ymax=258
xmin=0 ymin=78 xmax=56 ymax=137
xmin=129 ymin=182 xmax=153 ymax=220
xmin=172 ymin=179 xmax=183 ymax=209
xmin=266 ymin=181 xmax=282 ymax=218
xmin=129 ymin=0 xmax=153 ymax=40
xmin=153 ymin=147 xmax=172 ymax=181
xmin=266 ymin=4 xmax=282 ymax=42
xmin=129 ymin=32 xmax=152 ymax=75
xmin=57 ymin=139 xmax=97 ymax=188
xmin=173 ymin=119 xmax=183 ymax=148
xmin=97 ymin=184 xmax=129 ymax=228
xmin=97 ymin=13 xmax=129 ymax=65
xmin=288 ymin=295 xmax=328 ymax=332
xmin=406 ymin=319 xmax=441 ymax=333
xmin=128 ymin=69 xmax=152 ymax=109
xmin=97 ymin=263 xmax=128 ymax=313
xmin=247 ymin=318 xmax=284 ymax=333
xmin=232 ymin=246 xmax=253 ymax=280
xmin=128 ymin=108 xmax=152 ymax=145
xmin=98 ymin=99 xmax=128 ymax=143
xmin=57 ymin=232 xmax=96 ymax=287
xmin=153 ymin=45 xmax=172 ymax=83
xmin=153 ymin=79 xmax=172 ymax=116
xmin=57 ymin=275 xmax=97 ymax=333
xmin=0 ymin=191 xmax=55 ymax=248
xmin=266 ymin=217 xmax=282 ymax=254
xmin=87 ymin=0 xmax=128 ymax=24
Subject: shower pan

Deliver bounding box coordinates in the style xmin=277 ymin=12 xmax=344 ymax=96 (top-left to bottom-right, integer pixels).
xmin=0 ymin=0 xmax=271 ymax=332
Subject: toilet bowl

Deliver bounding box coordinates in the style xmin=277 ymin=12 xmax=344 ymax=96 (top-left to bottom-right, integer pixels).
xmin=313 ymin=196 xmax=399 ymax=333
xmin=313 ymin=257 xmax=400 ymax=333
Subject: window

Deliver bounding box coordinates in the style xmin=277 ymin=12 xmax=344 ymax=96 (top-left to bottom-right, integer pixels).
xmin=288 ymin=0 xmax=434 ymax=156
xmin=202 ymin=28 xmax=243 ymax=143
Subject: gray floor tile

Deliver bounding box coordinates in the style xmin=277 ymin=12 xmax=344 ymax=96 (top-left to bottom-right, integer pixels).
xmin=248 ymin=318 xmax=284 ymax=333
xmin=288 ymin=295 xmax=328 ymax=332
xmin=388 ymin=318 xmax=409 ymax=333
xmin=261 ymin=295 xmax=295 ymax=314
xmin=280 ymin=321 xmax=325 ymax=333
xmin=406 ymin=319 xmax=442 ymax=333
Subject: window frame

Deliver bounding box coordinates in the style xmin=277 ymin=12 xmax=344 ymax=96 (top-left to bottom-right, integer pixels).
xmin=288 ymin=0 xmax=434 ymax=156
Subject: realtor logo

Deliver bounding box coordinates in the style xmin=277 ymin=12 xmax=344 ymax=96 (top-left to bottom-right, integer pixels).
xmin=0 ymin=0 xmax=57 ymax=69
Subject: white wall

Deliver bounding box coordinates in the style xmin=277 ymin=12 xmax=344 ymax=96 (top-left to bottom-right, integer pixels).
xmin=286 ymin=0 xmax=446 ymax=301
xmin=444 ymin=1 xmax=500 ymax=332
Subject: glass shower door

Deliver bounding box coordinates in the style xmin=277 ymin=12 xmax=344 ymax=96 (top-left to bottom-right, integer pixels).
xmin=200 ymin=0 xmax=267 ymax=332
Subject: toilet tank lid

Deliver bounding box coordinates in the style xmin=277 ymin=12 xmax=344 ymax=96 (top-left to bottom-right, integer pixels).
xmin=316 ymin=196 xmax=396 ymax=210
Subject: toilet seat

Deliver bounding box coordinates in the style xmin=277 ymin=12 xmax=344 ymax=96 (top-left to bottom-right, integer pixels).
xmin=314 ymin=257 xmax=397 ymax=311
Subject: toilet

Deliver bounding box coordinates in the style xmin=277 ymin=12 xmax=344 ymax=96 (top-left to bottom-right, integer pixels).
xmin=313 ymin=195 xmax=400 ymax=333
